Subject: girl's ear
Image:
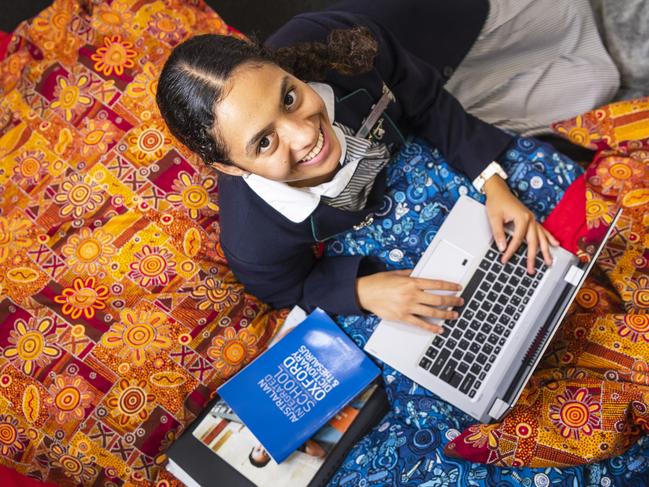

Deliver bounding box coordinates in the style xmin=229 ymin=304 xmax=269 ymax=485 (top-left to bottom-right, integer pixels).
xmin=211 ymin=162 xmax=250 ymax=177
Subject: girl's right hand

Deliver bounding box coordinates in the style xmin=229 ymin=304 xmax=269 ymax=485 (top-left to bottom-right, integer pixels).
xmin=356 ymin=269 xmax=464 ymax=332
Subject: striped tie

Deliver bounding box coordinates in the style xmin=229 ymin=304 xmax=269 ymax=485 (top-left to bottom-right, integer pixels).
xmin=321 ymin=123 xmax=391 ymax=211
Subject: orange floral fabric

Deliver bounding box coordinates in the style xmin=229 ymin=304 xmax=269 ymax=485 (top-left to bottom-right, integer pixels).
xmin=0 ymin=1 xmax=285 ymax=485
xmin=445 ymin=98 xmax=649 ymax=467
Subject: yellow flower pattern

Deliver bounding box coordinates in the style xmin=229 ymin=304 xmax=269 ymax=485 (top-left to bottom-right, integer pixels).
xmin=105 ymin=378 xmax=156 ymax=429
xmin=54 ymin=276 xmax=110 ymax=320
xmin=61 ymin=227 xmax=117 ymax=275
xmin=53 ymin=172 xmax=105 ymax=219
xmin=0 ymin=414 xmax=27 ymax=457
xmin=128 ymin=244 xmax=176 ymax=287
xmin=125 ymin=121 xmax=172 ymax=164
xmin=49 ymin=442 xmax=98 ymax=483
xmin=146 ymin=11 xmax=188 ymax=46
xmin=90 ymin=35 xmax=137 ymax=77
xmin=207 ymin=327 xmax=258 ymax=378
xmin=3 ymin=317 xmax=61 ymax=376
xmin=167 ymin=171 xmax=219 ymax=219
xmin=47 ymin=374 xmax=94 ymax=423
xmin=549 ymin=388 xmax=601 ymax=440
xmin=91 ymin=0 xmax=135 ymax=37
xmin=585 ymin=188 xmax=613 ymax=228
xmin=50 ymin=72 xmax=93 ymax=122
xmin=101 ymin=309 xmax=173 ymax=366
xmin=125 ymin=62 xmax=158 ymax=105
xmin=13 ymin=150 xmax=48 ymax=184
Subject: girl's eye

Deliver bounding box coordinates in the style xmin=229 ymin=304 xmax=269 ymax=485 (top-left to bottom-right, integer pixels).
xmin=284 ymin=89 xmax=297 ymax=108
xmin=258 ymin=134 xmax=273 ymax=153
xmin=256 ymin=88 xmax=296 ymax=155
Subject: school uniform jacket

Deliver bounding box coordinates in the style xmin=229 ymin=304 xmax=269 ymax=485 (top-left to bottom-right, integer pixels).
xmin=218 ymin=0 xmax=513 ymax=316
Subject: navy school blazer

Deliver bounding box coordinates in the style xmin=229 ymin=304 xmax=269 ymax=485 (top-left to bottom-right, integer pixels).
xmin=218 ymin=1 xmax=513 ymax=316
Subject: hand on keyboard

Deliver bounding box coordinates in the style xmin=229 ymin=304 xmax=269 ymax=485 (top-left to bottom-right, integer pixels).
xmin=483 ymin=175 xmax=559 ymax=273
xmin=356 ymin=269 xmax=463 ymax=332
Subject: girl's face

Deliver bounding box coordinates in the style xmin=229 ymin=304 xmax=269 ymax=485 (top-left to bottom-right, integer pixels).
xmin=212 ymin=62 xmax=342 ymax=187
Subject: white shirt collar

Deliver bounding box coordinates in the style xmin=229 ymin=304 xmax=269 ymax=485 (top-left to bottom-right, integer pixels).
xmin=242 ymin=82 xmax=358 ymax=223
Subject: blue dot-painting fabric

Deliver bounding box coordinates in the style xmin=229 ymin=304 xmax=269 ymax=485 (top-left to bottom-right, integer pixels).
xmin=324 ymin=136 xmax=649 ymax=486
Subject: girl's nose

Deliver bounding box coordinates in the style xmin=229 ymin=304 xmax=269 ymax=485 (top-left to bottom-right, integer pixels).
xmin=279 ymin=116 xmax=316 ymax=155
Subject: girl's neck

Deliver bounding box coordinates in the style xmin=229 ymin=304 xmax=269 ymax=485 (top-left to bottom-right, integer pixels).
xmin=287 ymin=164 xmax=341 ymax=188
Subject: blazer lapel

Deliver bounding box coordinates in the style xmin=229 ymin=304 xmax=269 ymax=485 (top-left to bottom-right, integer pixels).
xmin=331 ymin=77 xmax=405 ymax=149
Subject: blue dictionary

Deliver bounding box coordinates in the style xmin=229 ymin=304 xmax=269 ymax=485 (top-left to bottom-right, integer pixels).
xmin=217 ymin=308 xmax=380 ymax=463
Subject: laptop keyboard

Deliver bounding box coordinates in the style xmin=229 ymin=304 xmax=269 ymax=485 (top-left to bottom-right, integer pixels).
xmin=417 ymin=237 xmax=547 ymax=398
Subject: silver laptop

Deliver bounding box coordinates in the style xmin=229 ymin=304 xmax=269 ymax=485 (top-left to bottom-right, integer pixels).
xmin=365 ymin=195 xmax=622 ymax=423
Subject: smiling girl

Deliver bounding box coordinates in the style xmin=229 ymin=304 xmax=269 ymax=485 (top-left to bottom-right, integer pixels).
xmin=156 ymin=0 xmax=617 ymax=330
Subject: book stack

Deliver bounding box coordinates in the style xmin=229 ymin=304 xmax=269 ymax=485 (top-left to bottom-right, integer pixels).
xmin=166 ymin=308 xmax=386 ymax=487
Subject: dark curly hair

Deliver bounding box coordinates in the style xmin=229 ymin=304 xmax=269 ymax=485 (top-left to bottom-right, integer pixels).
xmin=155 ymin=27 xmax=378 ymax=166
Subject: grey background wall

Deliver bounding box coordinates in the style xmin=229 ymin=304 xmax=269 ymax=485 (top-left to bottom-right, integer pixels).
xmin=209 ymin=0 xmax=335 ymax=41
xmin=2 ymin=0 xmax=53 ymax=32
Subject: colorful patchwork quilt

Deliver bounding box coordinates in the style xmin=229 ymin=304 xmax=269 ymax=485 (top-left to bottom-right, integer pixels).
xmin=0 ymin=1 xmax=282 ymax=485
xmin=0 ymin=1 xmax=647 ymax=486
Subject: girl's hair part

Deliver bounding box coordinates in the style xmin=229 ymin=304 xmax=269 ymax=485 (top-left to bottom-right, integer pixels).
xmin=156 ymin=27 xmax=378 ymax=166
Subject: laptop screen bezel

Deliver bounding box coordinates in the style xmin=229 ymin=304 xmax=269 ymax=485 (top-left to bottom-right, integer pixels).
xmin=499 ymin=207 xmax=624 ymax=413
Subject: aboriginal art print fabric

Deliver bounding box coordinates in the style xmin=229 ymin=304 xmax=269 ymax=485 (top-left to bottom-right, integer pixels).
xmin=0 ymin=0 xmax=648 ymax=486
xmin=0 ymin=1 xmax=284 ymax=485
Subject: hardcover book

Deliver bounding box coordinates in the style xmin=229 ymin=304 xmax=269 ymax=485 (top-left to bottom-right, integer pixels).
xmin=217 ymin=308 xmax=380 ymax=463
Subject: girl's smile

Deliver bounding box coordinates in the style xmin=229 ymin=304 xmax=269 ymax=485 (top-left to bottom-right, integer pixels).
xmin=297 ymin=127 xmax=329 ymax=166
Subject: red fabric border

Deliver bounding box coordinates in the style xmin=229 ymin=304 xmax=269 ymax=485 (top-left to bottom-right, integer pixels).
xmin=0 ymin=465 xmax=57 ymax=487
xmin=0 ymin=31 xmax=11 ymax=61
xmin=541 ymin=174 xmax=586 ymax=254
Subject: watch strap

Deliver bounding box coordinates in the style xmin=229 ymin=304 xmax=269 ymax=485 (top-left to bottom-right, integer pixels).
xmin=472 ymin=161 xmax=508 ymax=194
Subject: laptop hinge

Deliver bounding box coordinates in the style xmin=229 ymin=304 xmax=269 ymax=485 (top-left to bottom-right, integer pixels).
xmin=489 ymin=398 xmax=510 ymax=420
xmin=563 ymin=265 xmax=584 ymax=286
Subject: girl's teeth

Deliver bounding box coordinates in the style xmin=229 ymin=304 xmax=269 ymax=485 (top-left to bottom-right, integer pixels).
xmin=301 ymin=130 xmax=324 ymax=162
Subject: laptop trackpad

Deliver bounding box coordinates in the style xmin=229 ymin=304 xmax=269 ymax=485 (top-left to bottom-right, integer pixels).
xmin=419 ymin=240 xmax=474 ymax=290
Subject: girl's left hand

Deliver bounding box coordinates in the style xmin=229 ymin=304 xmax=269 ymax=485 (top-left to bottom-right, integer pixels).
xmin=483 ymin=175 xmax=559 ymax=273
